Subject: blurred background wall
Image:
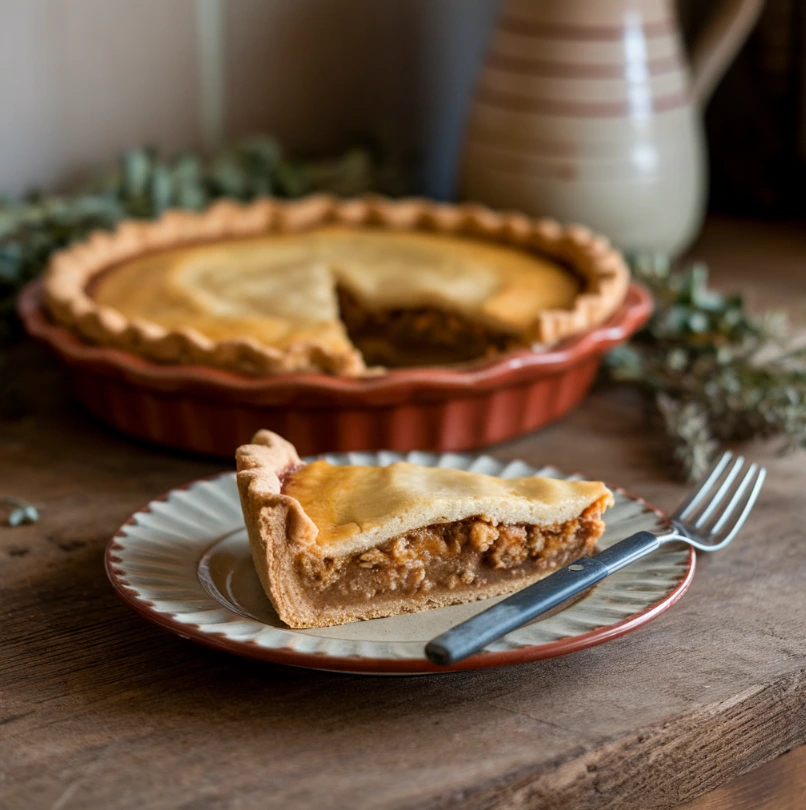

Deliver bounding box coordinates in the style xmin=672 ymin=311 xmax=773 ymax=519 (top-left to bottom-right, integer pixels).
xmin=1 ymin=0 xmax=804 ymax=214
xmin=0 ymin=0 xmax=499 ymax=199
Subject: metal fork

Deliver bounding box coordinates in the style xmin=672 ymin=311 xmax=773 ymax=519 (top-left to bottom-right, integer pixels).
xmin=425 ymin=452 xmax=766 ymax=666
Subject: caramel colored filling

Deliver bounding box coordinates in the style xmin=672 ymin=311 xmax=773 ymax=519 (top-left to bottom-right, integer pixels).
xmin=294 ymin=502 xmax=607 ymax=607
xmin=337 ymin=288 xmax=515 ymax=366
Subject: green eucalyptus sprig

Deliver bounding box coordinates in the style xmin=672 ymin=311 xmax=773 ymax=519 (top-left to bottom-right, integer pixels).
xmin=605 ymin=254 xmax=806 ymax=480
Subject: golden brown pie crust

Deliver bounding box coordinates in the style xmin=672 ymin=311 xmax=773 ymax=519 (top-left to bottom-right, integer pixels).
xmin=43 ymin=195 xmax=630 ymax=377
xmin=235 ymin=429 xmax=613 ymax=628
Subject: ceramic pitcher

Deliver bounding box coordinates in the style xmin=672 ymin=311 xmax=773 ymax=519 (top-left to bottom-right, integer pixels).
xmin=459 ymin=0 xmax=764 ymax=255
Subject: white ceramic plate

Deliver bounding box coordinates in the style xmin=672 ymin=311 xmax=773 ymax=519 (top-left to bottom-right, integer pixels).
xmin=106 ymin=452 xmax=695 ymax=674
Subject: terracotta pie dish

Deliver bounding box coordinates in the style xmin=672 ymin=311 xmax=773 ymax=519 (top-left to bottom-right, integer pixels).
xmin=19 ymin=197 xmax=651 ymax=456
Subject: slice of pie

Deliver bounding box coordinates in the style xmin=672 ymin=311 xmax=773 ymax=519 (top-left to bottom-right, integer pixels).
xmin=43 ymin=196 xmax=629 ymax=376
xmin=236 ymin=430 xmax=613 ymax=628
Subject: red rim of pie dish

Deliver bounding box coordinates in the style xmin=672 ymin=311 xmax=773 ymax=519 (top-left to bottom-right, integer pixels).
xmin=104 ymin=471 xmax=695 ymax=675
xmin=19 ymin=280 xmax=652 ymax=401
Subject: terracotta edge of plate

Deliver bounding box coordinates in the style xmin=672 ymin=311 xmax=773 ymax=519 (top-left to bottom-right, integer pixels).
xmin=104 ymin=471 xmax=695 ymax=674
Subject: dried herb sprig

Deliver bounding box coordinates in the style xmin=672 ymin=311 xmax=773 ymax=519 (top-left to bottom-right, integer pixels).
xmin=605 ymin=254 xmax=806 ymax=479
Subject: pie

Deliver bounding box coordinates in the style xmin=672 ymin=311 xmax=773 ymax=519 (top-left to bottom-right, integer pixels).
xmin=236 ymin=430 xmax=613 ymax=628
xmin=43 ymin=196 xmax=629 ymax=375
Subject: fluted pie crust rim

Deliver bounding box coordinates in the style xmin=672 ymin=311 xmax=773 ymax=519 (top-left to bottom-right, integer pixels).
xmin=43 ymin=195 xmax=630 ymax=377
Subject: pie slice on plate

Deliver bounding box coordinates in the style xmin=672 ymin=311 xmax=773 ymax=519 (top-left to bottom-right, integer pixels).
xmin=236 ymin=430 xmax=614 ymax=628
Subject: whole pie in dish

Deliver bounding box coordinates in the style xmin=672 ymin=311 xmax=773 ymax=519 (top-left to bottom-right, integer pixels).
xmin=43 ymin=196 xmax=629 ymax=376
xmin=236 ymin=430 xmax=613 ymax=628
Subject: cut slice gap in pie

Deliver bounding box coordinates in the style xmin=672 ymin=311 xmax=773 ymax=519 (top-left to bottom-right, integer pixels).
xmin=236 ymin=430 xmax=614 ymax=628
xmin=335 ymin=287 xmax=516 ymax=367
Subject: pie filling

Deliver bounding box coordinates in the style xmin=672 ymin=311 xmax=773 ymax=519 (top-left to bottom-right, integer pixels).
xmin=294 ymin=499 xmax=608 ymax=608
xmin=337 ymin=288 xmax=515 ymax=366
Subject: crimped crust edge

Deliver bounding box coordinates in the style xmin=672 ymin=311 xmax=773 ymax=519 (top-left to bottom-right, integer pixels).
xmin=43 ymin=195 xmax=630 ymax=377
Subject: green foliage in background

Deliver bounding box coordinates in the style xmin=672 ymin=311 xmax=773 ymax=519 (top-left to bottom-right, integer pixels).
xmin=1 ymin=136 xmax=804 ymax=483
xmin=605 ymin=255 xmax=806 ymax=479
xmin=0 ymin=136 xmax=404 ymax=344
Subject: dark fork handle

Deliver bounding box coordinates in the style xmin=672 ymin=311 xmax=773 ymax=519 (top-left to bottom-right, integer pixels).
xmin=425 ymin=531 xmax=660 ymax=666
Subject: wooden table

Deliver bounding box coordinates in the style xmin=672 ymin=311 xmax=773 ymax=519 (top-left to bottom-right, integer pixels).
xmin=2 ymin=218 xmax=805 ymax=810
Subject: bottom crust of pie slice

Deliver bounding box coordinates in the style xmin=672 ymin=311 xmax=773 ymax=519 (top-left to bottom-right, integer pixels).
xmin=236 ymin=431 xmax=612 ymax=630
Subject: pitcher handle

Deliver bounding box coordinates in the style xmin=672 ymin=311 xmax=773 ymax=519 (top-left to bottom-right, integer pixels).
xmin=689 ymin=0 xmax=765 ymax=104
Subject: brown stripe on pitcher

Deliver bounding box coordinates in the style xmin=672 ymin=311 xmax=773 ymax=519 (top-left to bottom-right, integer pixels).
xmin=475 ymin=86 xmax=689 ymax=118
xmin=485 ymin=51 xmax=683 ymax=79
xmin=496 ymin=15 xmax=675 ymax=40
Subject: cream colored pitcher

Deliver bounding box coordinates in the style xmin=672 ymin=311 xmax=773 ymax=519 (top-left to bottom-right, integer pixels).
xmin=459 ymin=0 xmax=764 ymax=255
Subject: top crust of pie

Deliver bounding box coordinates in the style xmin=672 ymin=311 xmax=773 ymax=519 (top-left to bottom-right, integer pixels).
xmin=89 ymin=227 xmax=580 ymax=351
xmin=236 ymin=429 xmax=613 ymax=559
xmin=43 ymin=195 xmax=630 ymax=377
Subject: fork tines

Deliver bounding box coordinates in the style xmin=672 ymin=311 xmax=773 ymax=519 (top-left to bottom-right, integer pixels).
xmin=673 ymin=451 xmax=766 ymax=546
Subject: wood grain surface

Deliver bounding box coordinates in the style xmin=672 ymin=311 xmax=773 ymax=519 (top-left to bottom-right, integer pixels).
xmin=1 ymin=218 xmax=805 ymax=810
xmin=679 ymin=745 xmax=806 ymax=810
